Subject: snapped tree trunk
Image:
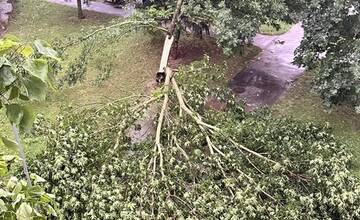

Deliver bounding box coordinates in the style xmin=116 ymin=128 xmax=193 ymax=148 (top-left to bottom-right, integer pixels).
xmin=77 ymin=0 xmax=85 ymax=19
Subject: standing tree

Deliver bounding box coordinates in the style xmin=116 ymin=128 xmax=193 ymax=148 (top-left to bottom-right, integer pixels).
xmin=77 ymin=0 xmax=85 ymax=19
xmin=291 ymin=0 xmax=360 ymax=110
xmin=136 ymin=0 xmax=289 ymax=55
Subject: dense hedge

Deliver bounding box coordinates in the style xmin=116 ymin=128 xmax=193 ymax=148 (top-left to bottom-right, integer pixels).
xmin=32 ymin=60 xmax=360 ymax=219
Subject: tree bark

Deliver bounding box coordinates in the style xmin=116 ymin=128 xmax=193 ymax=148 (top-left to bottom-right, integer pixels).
xmin=77 ymin=0 xmax=85 ymax=19
xmin=173 ymin=27 xmax=181 ymax=59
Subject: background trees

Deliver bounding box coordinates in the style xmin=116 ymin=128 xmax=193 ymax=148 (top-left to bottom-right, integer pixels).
xmin=136 ymin=0 xmax=289 ymax=55
xmin=76 ymin=0 xmax=85 ymax=19
xmin=137 ymin=0 xmax=360 ymax=110
xmin=291 ymin=0 xmax=360 ymax=110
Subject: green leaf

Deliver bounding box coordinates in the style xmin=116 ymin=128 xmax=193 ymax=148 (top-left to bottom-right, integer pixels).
xmin=19 ymin=106 xmax=35 ymax=132
xmin=19 ymin=94 xmax=29 ymax=101
xmin=12 ymin=192 xmax=24 ymax=207
xmin=0 ymin=189 xmax=10 ymax=197
xmin=6 ymin=177 xmax=17 ymax=190
xmin=23 ymin=76 xmax=47 ymax=101
xmin=16 ymin=203 xmax=33 ymax=220
xmin=6 ymin=104 xmax=24 ymax=125
xmin=24 ymin=59 xmax=49 ymax=83
xmin=4 ymin=34 xmax=20 ymax=42
xmin=0 ymin=161 xmax=8 ymax=176
xmin=0 ymin=38 xmax=20 ymax=56
xmin=0 ymin=58 xmax=16 ymax=89
xmin=2 ymin=155 xmax=16 ymax=162
xmin=1 ymin=137 xmax=18 ymax=151
xmin=33 ymin=40 xmax=59 ymax=61
xmin=21 ymin=45 xmax=34 ymax=58
xmin=30 ymin=174 xmax=46 ymax=185
xmin=9 ymin=86 xmax=19 ymax=100
xmin=33 ymin=208 xmax=42 ymax=217
xmin=47 ymin=204 xmax=57 ymax=217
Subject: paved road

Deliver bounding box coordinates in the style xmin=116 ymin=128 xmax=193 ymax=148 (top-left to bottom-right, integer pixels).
xmin=0 ymin=0 xmax=13 ymax=36
xmin=229 ymin=23 xmax=304 ymax=110
xmin=47 ymin=0 xmax=135 ymax=17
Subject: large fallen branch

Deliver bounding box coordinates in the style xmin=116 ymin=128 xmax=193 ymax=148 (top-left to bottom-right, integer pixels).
xmin=151 ymin=0 xmax=282 ymax=176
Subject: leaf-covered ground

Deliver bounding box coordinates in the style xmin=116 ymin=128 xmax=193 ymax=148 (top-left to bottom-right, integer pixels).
xmin=273 ymin=73 xmax=360 ymax=177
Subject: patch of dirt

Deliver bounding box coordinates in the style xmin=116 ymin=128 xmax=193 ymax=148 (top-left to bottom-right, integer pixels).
xmin=168 ymin=38 xmax=218 ymax=68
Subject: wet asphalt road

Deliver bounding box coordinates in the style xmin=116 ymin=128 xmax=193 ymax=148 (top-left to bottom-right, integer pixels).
xmin=230 ymin=23 xmax=304 ymax=110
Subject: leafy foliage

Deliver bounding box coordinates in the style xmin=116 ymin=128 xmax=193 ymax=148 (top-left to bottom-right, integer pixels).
xmin=60 ymin=41 xmax=94 ymax=87
xmin=0 ymin=155 xmax=57 ymax=219
xmin=33 ymin=60 xmax=360 ymax=219
xmin=293 ymin=0 xmax=360 ymax=110
xmin=0 ymin=36 xmax=59 ymax=131
xmin=135 ymin=0 xmax=289 ymax=55
xmin=0 ymin=36 xmax=59 ymax=219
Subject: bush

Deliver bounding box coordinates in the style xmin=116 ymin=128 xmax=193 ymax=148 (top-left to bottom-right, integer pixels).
xmin=32 ymin=60 xmax=360 ymax=219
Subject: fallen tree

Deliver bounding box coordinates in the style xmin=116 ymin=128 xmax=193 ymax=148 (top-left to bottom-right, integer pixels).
xmin=32 ymin=58 xmax=360 ymax=219
xmin=30 ymin=1 xmax=360 ymax=218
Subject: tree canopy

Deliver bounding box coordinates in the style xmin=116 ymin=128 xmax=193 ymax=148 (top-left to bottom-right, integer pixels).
xmin=136 ymin=0 xmax=288 ymax=55
xmin=293 ymin=0 xmax=360 ymax=110
xmin=136 ymin=0 xmax=360 ymax=109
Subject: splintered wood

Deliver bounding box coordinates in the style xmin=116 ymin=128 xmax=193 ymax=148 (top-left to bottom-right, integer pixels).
xmin=158 ymin=35 xmax=175 ymax=73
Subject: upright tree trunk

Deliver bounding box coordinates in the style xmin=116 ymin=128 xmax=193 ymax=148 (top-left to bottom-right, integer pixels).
xmin=77 ymin=0 xmax=85 ymax=19
xmin=173 ymin=27 xmax=181 ymax=59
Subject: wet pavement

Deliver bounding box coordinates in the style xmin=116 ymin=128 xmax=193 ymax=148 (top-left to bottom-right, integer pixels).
xmin=47 ymin=0 xmax=135 ymax=17
xmin=229 ymin=23 xmax=304 ymax=110
xmin=0 ymin=0 xmax=13 ymax=36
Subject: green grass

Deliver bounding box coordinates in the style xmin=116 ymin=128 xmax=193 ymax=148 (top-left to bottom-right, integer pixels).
xmin=1 ymin=0 xmax=163 ymax=156
xmin=1 ymin=0 xmax=260 ymax=157
xmin=272 ymin=74 xmax=360 ymax=177
xmin=260 ymin=21 xmax=293 ymax=36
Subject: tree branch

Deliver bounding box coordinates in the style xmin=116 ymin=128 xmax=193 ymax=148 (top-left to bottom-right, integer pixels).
xmin=154 ymin=68 xmax=173 ymax=177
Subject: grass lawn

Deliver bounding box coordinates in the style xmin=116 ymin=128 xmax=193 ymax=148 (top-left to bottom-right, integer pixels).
xmin=260 ymin=21 xmax=293 ymax=35
xmin=272 ymin=74 xmax=360 ymax=177
xmin=1 ymin=0 xmax=260 ymax=157
xmin=2 ymin=0 xmax=162 ymax=155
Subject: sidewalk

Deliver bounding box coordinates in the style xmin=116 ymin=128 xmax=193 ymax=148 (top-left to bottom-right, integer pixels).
xmin=230 ymin=23 xmax=305 ymax=110
xmin=47 ymin=0 xmax=135 ymax=17
xmin=0 ymin=0 xmax=13 ymax=35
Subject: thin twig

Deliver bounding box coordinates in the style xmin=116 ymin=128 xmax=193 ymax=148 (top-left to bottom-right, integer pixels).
xmin=236 ymin=168 xmax=277 ymax=202
xmin=172 ymin=136 xmax=189 ymax=160
xmin=229 ymin=139 xmax=277 ymax=164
